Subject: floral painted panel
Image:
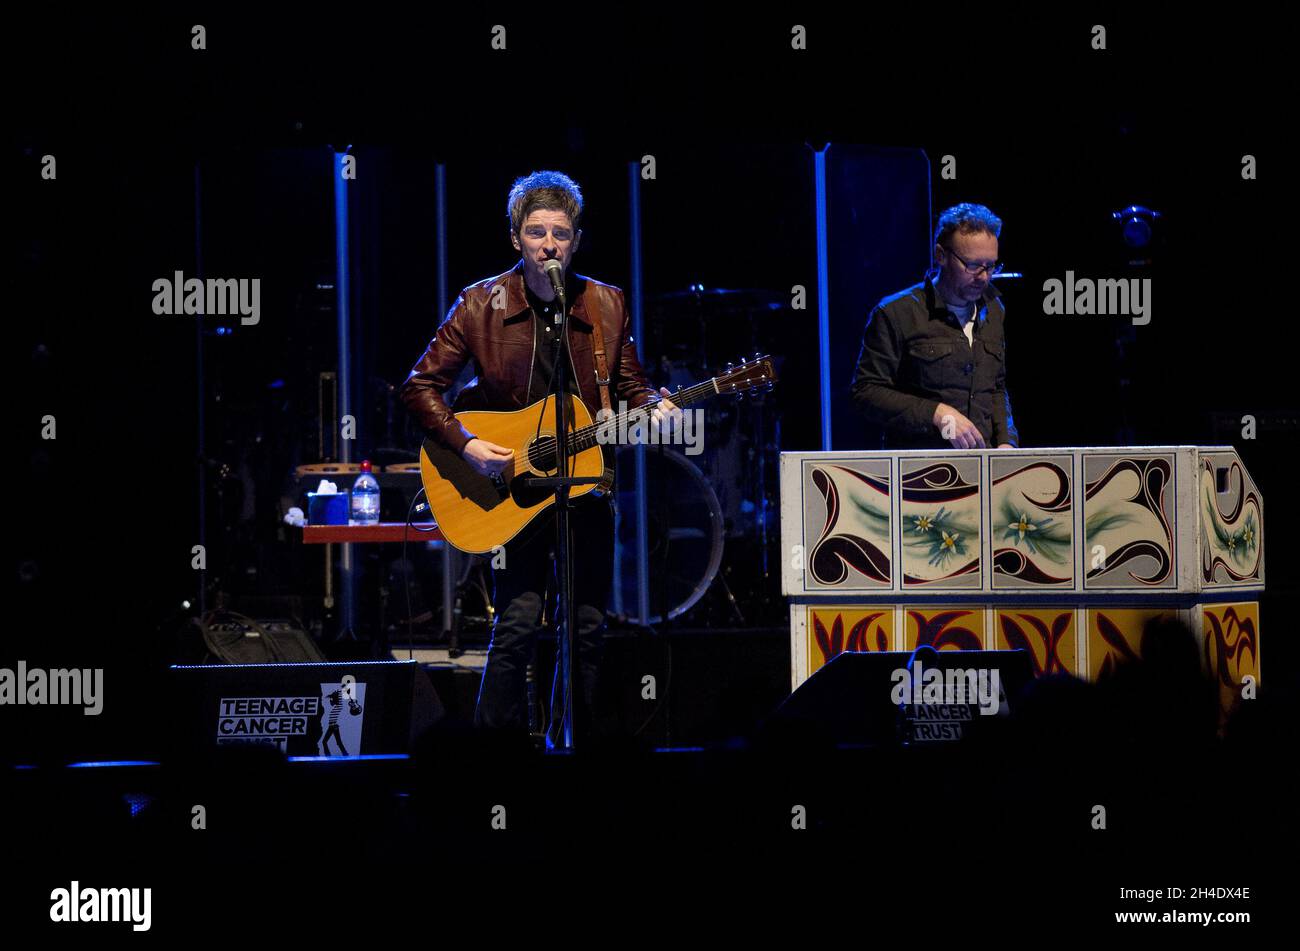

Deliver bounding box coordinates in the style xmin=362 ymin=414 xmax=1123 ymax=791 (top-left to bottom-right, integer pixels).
xmin=990 ymin=456 xmax=1074 ymax=589
xmin=900 ymin=458 xmax=982 ymax=589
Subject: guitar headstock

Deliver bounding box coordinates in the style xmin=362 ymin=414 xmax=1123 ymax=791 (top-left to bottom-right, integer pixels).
xmin=715 ymin=354 xmax=777 ymax=396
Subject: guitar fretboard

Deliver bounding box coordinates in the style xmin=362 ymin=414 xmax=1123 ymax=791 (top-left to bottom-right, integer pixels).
xmin=569 ymin=379 xmax=716 ymax=451
xmin=523 ymin=379 xmax=718 ymax=470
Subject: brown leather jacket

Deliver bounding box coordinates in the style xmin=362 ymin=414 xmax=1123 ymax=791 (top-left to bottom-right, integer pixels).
xmin=400 ymin=260 xmax=656 ymax=454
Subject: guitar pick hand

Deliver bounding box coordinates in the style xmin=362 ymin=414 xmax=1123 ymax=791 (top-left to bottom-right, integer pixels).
xmin=462 ymin=437 xmax=515 ymax=476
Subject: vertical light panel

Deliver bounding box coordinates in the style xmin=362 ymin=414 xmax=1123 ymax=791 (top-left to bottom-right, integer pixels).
xmin=814 ymin=145 xmax=832 ymax=451
xmin=334 ymin=150 xmax=354 ymax=635
xmin=628 ymin=161 xmax=651 ymax=622
xmin=435 ymin=162 xmax=454 ymax=636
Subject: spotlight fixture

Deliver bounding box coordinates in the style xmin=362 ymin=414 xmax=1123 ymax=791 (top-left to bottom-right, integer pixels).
xmin=1112 ymin=204 xmax=1162 ymax=249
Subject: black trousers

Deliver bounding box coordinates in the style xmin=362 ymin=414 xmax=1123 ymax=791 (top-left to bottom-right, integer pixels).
xmin=473 ymin=496 xmax=614 ymax=737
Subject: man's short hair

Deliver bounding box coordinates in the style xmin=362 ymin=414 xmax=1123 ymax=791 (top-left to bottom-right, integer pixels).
xmin=934 ymin=203 xmax=1002 ymax=247
xmin=507 ymin=171 xmax=583 ymax=235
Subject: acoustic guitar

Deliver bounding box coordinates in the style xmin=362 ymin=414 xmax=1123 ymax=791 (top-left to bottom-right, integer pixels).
xmin=419 ymin=356 xmax=776 ymax=552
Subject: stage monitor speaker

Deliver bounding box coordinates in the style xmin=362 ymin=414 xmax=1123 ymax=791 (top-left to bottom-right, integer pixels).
xmin=768 ymin=649 xmax=1036 ymax=747
xmin=168 ymin=660 xmax=443 ymax=758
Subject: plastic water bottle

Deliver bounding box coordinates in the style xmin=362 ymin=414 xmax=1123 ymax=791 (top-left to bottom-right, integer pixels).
xmin=351 ymin=460 xmax=381 ymax=525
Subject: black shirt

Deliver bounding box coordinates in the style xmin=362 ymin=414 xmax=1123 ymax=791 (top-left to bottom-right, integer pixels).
xmin=850 ymin=276 xmax=1019 ymax=449
xmin=524 ymin=282 xmax=581 ymax=404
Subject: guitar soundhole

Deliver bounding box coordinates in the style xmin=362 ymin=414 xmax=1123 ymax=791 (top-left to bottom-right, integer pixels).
xmin=525 ymin=435 xmax=559 ymax=475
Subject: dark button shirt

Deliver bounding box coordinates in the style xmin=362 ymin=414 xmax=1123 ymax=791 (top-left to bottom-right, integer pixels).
xmin=850 ymin=276 xmax=1019 ymax=449
xmin=524 ymin=282 xmax=581 ymax=404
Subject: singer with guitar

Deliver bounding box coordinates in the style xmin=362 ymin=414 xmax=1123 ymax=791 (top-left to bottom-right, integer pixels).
xmin=399 ymin=170 xmax=681 ymax=737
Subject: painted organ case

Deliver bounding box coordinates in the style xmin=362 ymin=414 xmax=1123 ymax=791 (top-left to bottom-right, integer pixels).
xmin=779 ymin=446 xmax=1263 ymax=724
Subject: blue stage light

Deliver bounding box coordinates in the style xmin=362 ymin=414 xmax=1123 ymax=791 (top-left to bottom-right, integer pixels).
xmin=1112 ymin=204 xmax=1161 ymax=249
xmin=122 ymin=793 xmax=154 ymax=818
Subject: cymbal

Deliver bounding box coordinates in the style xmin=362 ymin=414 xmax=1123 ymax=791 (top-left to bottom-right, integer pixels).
xmin=295 ymin=463 xmax=362 ymax=478
xmin=648 ymin=285 xmax=785 ymax=306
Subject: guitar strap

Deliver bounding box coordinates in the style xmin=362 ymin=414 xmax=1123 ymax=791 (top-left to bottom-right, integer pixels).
xmin=589 ymin=315 xmax=613 ymax=416
xmin=588 ymin=315 xmax=617 ymax=493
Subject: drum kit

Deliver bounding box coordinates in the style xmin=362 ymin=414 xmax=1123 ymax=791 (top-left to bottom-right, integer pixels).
xmin=608 ymin=284 xmax=787 ymax=628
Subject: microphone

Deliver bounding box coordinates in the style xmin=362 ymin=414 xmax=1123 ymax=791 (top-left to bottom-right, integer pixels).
xmin=543 ymin=258 xmax=565 ymax=302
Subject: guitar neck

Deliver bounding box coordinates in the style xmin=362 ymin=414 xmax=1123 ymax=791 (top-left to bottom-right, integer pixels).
xmin=560 ymin=357 xmax=773 ymax=454
xmin=563 ymin=378 xmax=718 ymax=454
xmin=644 ymin=378 xmax=717 ymax=410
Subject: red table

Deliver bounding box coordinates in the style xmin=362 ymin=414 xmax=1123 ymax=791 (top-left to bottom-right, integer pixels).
xmin=301 ymin=522 xmax=443 ymax=544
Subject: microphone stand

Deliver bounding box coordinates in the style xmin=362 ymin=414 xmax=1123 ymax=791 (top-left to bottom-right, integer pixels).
xmin=525 ymin=264 xmax=602 ymax=751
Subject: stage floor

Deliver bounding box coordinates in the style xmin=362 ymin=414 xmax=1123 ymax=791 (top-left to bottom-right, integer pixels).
xmin=4 ymin=733 xmax=1287 ymax=935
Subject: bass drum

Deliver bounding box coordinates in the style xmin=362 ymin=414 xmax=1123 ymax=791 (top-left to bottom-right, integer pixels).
xmin=610 ymin=446 xmax=724 ymax=626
